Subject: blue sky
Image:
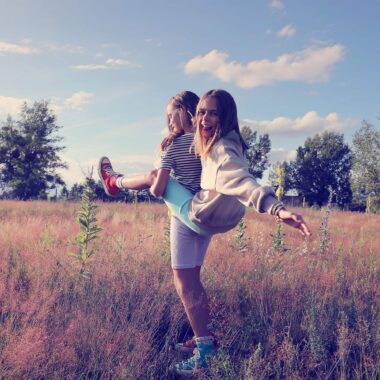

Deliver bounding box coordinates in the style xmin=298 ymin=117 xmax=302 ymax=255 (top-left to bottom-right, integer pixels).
xmin=1 ymin=0 xmax=379 ymax=186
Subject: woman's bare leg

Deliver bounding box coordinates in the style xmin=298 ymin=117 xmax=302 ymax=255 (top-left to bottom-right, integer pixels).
xmin=173 ymin=266 xmax=210 ymax=337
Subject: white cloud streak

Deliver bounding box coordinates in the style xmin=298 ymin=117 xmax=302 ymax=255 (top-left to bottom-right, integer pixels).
xmin=277 ymin=24 xmax=296 ymax=38
xmin=269 ymin=148 xmax=297 ymax=164
xmin=0 ymin=41 xmax=38 ymax=54
xmin=71 ymin=63 xmax=109 ymax=70
xmin=72 ymin=58 xmax=141 ymax=70
xmin=43 ymin=43 xmax=84 ymax=54
xmin=184 ymin=45 xmax=345 ymax=88
xmin=241 ymin=111 xmax=356 ymax=137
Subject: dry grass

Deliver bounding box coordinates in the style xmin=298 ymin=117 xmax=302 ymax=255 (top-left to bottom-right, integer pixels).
xmin=0 ymin=200 xmax=379 ymax=379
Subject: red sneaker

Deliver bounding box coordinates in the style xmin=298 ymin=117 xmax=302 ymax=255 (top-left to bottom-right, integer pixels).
xmin=98 ymin=156 xmax=122 ymax=196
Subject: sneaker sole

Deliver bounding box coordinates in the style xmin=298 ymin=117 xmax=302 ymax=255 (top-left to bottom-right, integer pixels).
xmin=98 ymin=156 xmax=115 ymax=197
xmin=173 ymin=366 xmax=203 ymax=377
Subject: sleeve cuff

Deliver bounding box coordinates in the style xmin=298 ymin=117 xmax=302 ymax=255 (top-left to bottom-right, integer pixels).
xmin=270 ymin=201 xmax=286 ymax=216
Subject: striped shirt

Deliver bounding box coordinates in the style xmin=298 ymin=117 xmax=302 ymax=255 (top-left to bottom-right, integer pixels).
xmin=159 ymin=133 xmax=202 ymax=194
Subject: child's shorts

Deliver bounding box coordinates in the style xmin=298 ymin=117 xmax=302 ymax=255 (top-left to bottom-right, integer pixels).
xmin=170 ymin=216 xmax=212 ymax=269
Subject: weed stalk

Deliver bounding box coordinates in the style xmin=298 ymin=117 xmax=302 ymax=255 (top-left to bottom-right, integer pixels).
xmin=68 ymin=182 xmax=102 ymax=278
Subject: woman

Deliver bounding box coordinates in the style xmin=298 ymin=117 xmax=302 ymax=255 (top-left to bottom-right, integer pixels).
xmin=100 ymin=89 xmax=311 ymax=376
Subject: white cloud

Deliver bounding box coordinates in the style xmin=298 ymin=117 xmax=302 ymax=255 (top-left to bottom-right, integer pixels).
xmin=50 ymin=92 xmax=94 ymax=114
xmin=269 ymin=147 xmax=297 ymax=164
xmin=72 ymin=57 xmax=141 ymax=70
xmin=63 ymin=92 xmax=94 ymax=111
xmin=0 ymin=96 xmax=30 ymax=118
xmin=277 ymin=24 xmax=296 ymax=38
xmin=184 ymin=45 xmax=345 ymax=88
xmin=241 ymin=111 xmax=356 ymax=137
xmin=71 ymin=63 xmax=109 ymax=70
xmin=0 ymin=40 xmax=38 ymax=54
xmin=106 ymin=58 xmax=139 ymax=67
xmin=43 ymin=43 xmax=84 ymax=54
xmin=0 ymin=92 xmax=93 ymax=120
xmin=56 ymin=156 xmax=94 ymax=186
xmin=269 ymin=0 xmax=284 ymax=10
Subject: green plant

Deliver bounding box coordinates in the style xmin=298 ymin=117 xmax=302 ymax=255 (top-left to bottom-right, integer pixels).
xmin=68 ymin=183 xmax=102 ymax=278
xmin=319 ymin=186 xmax=333 ymax=255
xmin=272 ymin=166 xmax=285 ymax=252
xmin=235 ymin=217 xmax=248 ymax=253
xmin=157 ymin=210 xmax=171 ymax=265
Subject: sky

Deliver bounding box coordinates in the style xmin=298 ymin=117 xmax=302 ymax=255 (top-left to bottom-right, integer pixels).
xmin=0 ymin=0 xmax=379 ymax=187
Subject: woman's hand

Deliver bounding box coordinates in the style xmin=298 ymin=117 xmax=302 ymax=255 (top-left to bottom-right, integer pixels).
xmin=276 ymin=209 xmax=311 ymax=237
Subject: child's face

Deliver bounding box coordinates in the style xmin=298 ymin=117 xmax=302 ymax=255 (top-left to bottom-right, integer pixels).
xmin=166 ymin=103 xmax=186 ymax=134
xmin=197 ymin=96 xmax=219 ymax=141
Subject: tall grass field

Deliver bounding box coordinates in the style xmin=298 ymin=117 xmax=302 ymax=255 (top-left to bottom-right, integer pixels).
xmin=0 ymin=200 xmax=379 ymax=379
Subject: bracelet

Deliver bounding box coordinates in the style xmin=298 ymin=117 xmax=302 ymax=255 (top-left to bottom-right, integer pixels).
xmin=275 ymin=206 xmax=286 ymax=216
xmin=274 ymin=204 xmax=286 ymax=216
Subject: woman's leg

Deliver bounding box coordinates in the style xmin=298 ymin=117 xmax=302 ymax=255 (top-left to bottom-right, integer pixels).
xmin=170 ymin=217 xmax=216 ymax=374
xmin=173 ymin=267 xmax=210 ymax=338
xmin=170 ymin=216 xmax=212 ymax=337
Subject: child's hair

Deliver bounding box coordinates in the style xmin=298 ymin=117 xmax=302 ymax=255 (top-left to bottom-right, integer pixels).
xmin=194 ymin=89 xmax=248 ymax=156
xmin=160 ymin=91 xmax=199 ymax=151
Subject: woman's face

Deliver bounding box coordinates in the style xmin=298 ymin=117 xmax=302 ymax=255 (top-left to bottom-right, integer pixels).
xmin=197 ymin=96 xmax=219 ymax=141
xmin=166 ymin=103 xmax=188 ymax=133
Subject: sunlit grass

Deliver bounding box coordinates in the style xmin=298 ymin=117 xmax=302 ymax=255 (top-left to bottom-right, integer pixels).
xmin=0 ymin=200 xmax=379 ymax=379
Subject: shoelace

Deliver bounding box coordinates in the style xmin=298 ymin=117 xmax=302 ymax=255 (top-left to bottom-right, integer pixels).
xmin=103 ymin=164 xmax=120 ymax=177
xmin=178 ymin=354 xmax=200 ymax=370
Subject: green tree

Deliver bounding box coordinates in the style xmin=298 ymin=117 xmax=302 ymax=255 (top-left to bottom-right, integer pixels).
xmin=0 ymin=101 xmax=66 ymax=200
xmin=350 ymin=120 xmax=380 ymax=210
xmin=290 ymin=131 xmax=352 ymax=208
xmin=241 ymin=126 xmax=271 ymax=179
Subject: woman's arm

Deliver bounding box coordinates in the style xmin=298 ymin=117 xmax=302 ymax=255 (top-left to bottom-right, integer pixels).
xmin=150 ymin=168 xmax=170 ymax=198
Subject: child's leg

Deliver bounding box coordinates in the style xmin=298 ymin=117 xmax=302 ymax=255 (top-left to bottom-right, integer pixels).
xmin=163 ymin=177 xmax=208 ymax=235
xmin=99 ymin=156 xmax=157 ymax=196
xmin=118 ymin=169 xmax=157 ymax=191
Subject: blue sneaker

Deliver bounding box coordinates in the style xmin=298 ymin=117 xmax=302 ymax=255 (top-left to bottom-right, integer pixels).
xmin=174 ymin=336 xmax=216 ymax=376
xmin=175 ymin=326 xmax=216 ymax=353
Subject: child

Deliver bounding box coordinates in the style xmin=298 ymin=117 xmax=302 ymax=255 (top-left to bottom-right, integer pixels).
xmin=99 ymin=90 xmax=201 ymax=198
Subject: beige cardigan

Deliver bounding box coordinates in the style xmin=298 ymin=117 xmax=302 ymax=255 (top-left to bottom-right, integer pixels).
xmin=188 ymin=131 xmax=283 ymax=234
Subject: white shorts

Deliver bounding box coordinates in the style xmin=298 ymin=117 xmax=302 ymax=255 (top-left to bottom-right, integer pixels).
xmin=170 ymin=216 xmax=212 ymax=269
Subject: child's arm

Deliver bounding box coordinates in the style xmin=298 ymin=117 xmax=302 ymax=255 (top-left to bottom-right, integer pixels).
xmin=150 ymin=169 xmax=170 ymax=198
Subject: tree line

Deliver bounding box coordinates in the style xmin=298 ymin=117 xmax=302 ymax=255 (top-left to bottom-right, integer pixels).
xmin=0 ymin=100 xmax=379 ymax=211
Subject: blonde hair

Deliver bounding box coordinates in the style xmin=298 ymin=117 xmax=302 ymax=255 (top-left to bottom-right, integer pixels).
xmin=160 ymin=91 xmax=199 ymax=151
xmin=194 ymin=89 xmax=248 ymax=156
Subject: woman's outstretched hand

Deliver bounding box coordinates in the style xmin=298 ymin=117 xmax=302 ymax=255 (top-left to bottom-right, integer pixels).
xmin=276 ymin=209 xmax=311 ymax=237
